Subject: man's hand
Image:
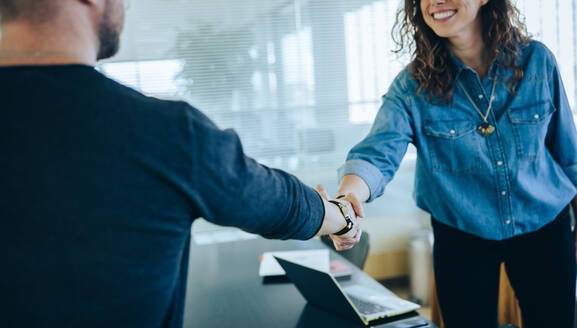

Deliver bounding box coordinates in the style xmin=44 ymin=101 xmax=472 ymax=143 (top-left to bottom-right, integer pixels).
xmin=316 ymin=185 xmax=362 ymax=251
xmin=329 ymin=204 xmax=361 ymax=251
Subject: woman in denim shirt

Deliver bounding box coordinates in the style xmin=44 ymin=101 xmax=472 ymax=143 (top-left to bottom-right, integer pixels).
xmin=331 ymin=0 xmax=577 ymax=326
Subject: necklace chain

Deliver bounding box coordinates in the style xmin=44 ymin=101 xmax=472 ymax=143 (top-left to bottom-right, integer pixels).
xmin=457 ymin=76 xmax=497 ymax=123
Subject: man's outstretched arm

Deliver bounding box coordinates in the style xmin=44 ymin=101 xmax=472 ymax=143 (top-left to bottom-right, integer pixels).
xmin=185 ymin=105 xmax=360 ymax=245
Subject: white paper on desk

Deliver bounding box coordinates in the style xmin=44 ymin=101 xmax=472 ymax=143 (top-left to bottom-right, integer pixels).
xmin=259 ymin=249 xmax=330 ymax=277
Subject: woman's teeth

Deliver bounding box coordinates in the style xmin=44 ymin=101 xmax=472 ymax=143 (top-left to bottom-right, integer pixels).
xmin=433 ymin=11 xmax=456 ymax=20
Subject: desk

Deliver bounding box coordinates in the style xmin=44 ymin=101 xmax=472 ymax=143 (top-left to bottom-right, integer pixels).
xmin=183 ymin=237 xmax=436 ymax=327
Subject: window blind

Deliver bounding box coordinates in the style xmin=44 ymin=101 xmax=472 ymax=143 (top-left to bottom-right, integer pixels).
xmin=102 ymin=0 xmax=409 ymax=180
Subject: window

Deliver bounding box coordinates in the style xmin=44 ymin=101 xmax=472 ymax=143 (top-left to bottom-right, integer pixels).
xmin=344 ymin=0 xmax=408 ymax=123
xmin=101 ymin=59 xmax=183 ymax=97
xmin=517 ymin=0 xmax=577 ymax=107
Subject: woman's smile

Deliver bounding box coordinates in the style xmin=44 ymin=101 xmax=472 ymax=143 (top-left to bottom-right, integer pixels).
xmin=431 ymin=9 xmax=458 ymax=22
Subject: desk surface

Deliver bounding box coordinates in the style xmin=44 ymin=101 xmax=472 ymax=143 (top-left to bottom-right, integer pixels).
xmin=183 ymin=237 xmax=436 ymax=327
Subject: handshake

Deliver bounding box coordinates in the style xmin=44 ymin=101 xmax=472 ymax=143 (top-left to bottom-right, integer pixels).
xmin=315 ymin=184 xmax=364 ymax=252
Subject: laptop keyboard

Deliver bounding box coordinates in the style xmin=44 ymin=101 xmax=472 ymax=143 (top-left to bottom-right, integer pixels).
xmin=347 ymin=294 xmax=392 ymax=315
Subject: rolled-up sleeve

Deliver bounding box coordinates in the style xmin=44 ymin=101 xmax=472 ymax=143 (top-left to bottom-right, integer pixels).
xmin=545 ymin=54 xmax=577 ymax=187
xmin=338 ymin=76 xmax=415 ymax=202
xmin=338 ymin=159 xmax=387 ymax=202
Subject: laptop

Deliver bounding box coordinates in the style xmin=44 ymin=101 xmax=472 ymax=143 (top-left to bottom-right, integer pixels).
xmin=274 ymin=256 xmax=422 ymax=326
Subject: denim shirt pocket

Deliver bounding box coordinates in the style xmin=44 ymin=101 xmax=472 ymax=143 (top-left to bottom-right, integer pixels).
xmin=423 ymin=119 xmax=483 ymax=173
xmin=507 ymin=100 xmax=556 ymax=161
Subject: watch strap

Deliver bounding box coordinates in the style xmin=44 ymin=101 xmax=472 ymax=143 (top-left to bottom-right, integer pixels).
xmin=328 ymin=200 xmax=354 ymax=236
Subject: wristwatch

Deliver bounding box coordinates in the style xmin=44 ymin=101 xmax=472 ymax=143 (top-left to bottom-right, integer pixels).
xmin=328 ymin=200 xmax=354 ymax=236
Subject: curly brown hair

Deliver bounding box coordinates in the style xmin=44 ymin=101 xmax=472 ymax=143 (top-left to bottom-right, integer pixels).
xmin=393 ymin=0 xmax=529 ymax=103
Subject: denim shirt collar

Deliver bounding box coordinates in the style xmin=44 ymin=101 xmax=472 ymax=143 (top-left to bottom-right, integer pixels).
xmin=450 ymin=51 xmax=501 ymax=81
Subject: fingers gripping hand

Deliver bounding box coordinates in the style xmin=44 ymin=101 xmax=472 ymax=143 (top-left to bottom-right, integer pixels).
xmin=338 ymin=192 xmax=365 ymax=218
xmin=331 ymin=226 xmax=361 ymax=251
xmin=315 ymin=185 xmax=362 ymax=251
xmin=330 ymin=200 xmax=361 ymax=251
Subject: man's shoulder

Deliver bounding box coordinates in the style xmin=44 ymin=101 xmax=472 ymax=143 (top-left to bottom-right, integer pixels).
xmin=91 ymin=71 xmax=213 ymax=124
xmin=95 ymin=71 xmax=186 ymax=111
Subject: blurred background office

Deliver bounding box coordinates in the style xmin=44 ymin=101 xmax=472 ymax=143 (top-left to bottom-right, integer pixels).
xmin=97 ymin=0 xmax=577 ymax=280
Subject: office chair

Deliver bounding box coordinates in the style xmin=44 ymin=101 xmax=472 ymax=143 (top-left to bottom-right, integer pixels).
xmin=320 ymin=231 xmax=370 ymax=270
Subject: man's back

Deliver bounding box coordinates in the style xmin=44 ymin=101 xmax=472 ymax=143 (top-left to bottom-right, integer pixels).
xmin=0 ymin=65 xmax=323 ymax=327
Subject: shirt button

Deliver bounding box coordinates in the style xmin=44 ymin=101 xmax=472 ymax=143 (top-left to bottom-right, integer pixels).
xmin=497 ymin=161 xmax=503 ymax=166
xmin=534 ymin=114 xmax=540 ymax=119
xmin=501 ymin=191 xmax=507 ymax=196
xmin=478 ymin=94 xmax=484 ymax=99
xmin=505 ymin=220 xmax=511 ymax=225
xmin=450 ymin=129 xmax=456 ymax=135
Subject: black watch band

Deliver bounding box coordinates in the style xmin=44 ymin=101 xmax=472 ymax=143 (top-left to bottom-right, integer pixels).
xmin=328 ymin=200 xmax=354 ymax=236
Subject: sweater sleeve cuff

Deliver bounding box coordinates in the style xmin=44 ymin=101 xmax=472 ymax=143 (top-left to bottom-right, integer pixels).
xmin=295 ymin=185 xmax=325 ymax=240
xmin=310 ymin=190 xmax=325 ymax=237
xmin=338 ymin=159 xmax=387 ymax=202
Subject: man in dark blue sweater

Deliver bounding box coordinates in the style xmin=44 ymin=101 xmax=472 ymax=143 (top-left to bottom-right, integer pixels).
xmin=0 ymin=0 xmax=360 ymax=326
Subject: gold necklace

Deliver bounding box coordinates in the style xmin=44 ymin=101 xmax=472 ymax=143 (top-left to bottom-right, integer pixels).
xmin=457 ymin=76 xmax=498 ymax=137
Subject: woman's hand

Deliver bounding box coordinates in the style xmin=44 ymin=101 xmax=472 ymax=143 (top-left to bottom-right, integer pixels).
xmin=337 ymin=192 xmax=365 ymax=218
xmin=316 ymin=184 xmax=362 ymax=251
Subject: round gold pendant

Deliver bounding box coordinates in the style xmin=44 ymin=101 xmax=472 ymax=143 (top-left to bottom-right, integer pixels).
xmin=477 ymin=122 xmax=495 ymax=137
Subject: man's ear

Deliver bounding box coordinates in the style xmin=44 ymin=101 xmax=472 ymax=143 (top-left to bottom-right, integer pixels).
xmin=481 ymin=0 xmax=489 ymax=6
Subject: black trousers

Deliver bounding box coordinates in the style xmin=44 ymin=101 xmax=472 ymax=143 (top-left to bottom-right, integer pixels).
xmin=432 ymin=206 xmax=576 ymax=328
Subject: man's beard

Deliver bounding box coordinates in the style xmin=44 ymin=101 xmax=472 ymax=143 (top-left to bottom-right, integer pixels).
xmin=97 ymin=1 xmax=121 ymax=60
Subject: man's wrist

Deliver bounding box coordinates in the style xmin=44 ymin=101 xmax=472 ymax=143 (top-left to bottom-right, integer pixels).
xmin=327 ymin=200 xmax=354 ymax=236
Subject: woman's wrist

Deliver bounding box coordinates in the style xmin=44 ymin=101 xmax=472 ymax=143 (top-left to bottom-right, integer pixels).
xmin=338 ymin=175 xmax=370 ymax=203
